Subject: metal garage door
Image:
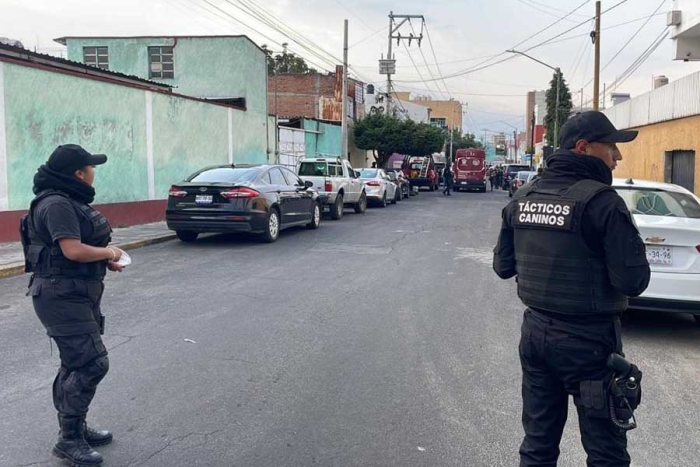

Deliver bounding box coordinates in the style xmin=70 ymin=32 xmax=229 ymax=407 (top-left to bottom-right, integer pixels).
xmin=665 ymin=150 xmax=696 ymax=192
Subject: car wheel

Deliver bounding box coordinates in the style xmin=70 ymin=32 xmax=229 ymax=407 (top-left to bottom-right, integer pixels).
xmin=260 ymin=208 xmax=280 ymax=243
xmin=176 ymin=231 xmax=198 ymax=242
xmin=694 ymin=315 xmax=700 ymax=325
xmin=307 ymin=202 xmax=321 ymax=229
xmin=330 ymin=194 xmax=344 ymax=220
xmin=354 ymin=192 xmax=367 ymax=214
xmin=380 ymin=192 xmax=387 ymax=208
xmin=392 ymin=189 xmax=398 ymax=204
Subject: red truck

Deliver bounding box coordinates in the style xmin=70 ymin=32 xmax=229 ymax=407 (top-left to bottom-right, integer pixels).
xmin=402 ymin=155 xmax=440 ymax=192
xmin=453 ymin=148 xmax=486 ymax=192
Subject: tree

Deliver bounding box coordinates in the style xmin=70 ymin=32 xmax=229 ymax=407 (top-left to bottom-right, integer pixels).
xmin=261 ymin=43 xmax=317 ymax=75
xmin=353 ymin=114 xmax=445 ymax=168
xmin=447 ymin=128 xmax=483 ymax=160
xmin=544 ymin=70 xmax=573 ymax=147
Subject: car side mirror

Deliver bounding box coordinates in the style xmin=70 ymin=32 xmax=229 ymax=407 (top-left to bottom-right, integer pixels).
xmin=304 ymin=180 xmax=314 ymax=189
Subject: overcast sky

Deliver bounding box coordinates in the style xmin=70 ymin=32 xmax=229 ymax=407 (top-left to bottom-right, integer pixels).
xmin=2 ymin=0 xmax=699 ymax=135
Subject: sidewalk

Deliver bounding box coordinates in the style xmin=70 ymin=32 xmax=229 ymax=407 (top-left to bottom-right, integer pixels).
xmin=0 ymin=222 xmax=176 ymax=279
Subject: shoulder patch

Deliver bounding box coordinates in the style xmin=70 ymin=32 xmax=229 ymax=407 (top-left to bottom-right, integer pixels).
xmin=513 ymin=199 xmax=576 ymax=231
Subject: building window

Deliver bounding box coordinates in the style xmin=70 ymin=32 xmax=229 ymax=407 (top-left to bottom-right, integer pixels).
xmin=148 ymin=46 xmax=174 ymax=79
xmin=430 ymin=117 xmax=447 ymax=129
xmin=83 ymin=46 xmax=109 ymax=70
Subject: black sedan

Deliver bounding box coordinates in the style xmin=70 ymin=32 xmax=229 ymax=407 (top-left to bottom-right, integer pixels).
xmin=166 ymin=164 xmax=322 ymax=243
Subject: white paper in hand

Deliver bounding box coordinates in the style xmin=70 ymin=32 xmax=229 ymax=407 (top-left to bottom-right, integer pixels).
xmin=115 ymin=250 xmax=132 ymax=267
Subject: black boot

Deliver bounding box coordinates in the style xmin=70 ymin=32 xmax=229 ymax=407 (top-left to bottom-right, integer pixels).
xmin=83 ymin=421 xmax=113 ymax=447
xmin=53 ymin=416 xmax=103 ymax=466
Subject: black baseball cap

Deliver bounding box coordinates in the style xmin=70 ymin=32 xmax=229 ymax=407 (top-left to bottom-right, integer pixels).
xmin=559 ymin=111 xmax=638 ymax=150
xmin=47 ymin=144 xmax=107 ymax=175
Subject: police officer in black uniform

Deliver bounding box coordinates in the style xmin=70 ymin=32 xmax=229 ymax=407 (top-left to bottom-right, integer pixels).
xmin=24 ymin=144 xmax=124 ymax=466
xmin=493 ymin=112 xmax=651 ymax=467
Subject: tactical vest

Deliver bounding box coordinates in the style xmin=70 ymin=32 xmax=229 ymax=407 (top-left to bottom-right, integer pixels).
xmin=24 ymin=190 xmax=112 ymax=279
xmin=511 ymin=179 xmax=627 ymax=315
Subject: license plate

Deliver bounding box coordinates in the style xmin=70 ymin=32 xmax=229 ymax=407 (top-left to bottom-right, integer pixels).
xmin=646 ymin=246 xmax=672 ymax=265
xmin=195 ymin=195 xmax=213 ymax=205
xmin=461 ymin=182 xmax=467 ymax=185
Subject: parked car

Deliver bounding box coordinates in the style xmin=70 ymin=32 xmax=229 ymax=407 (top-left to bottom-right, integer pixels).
xmin=502 ymin=164 xmax=531 ymax=190
xmin=166 ymin=164 xmax=322 ymax=243
xmin=613 ymin=178 xmax=700 ymax=322
xmin=385 ymin=168 xmax=411 ymax=199
xmin=509 ymin=171 xmax=538 ymax=197
xmin=297 ymin=157 xmax=366 ymax=220
xmin=358 ymin=168 xmax=398 ymax=207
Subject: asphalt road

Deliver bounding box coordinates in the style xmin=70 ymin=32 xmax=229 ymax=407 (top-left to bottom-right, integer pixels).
xmin=1 ymin=189 xmax=699 ymax=467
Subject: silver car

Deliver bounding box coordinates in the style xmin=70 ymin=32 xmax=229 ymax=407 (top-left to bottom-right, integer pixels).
xmin=358 ymin=168 xmax=398 ymax=208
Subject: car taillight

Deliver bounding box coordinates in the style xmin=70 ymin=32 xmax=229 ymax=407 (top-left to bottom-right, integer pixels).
xmin=220 ymin=188 xmax=259 ymax=199
xmin=366 ymin=181 xmax=381 ymax=186
xmin=169 ymin=186 xmax=187 ymax=198
xmin=324 ymin=181 xmax=333 ymax=192
xmin=696 ymin=245 xmax=700 ymax=254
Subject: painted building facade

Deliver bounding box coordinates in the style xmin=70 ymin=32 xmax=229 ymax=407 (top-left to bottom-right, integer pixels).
xmin=392 ymin=92 xmax=462 ymax=131
xmin=603 ymin=70 xmax=700 ymax=195
xmin=0 ymin=41 xmax=272 ymax=241
xmin=365 ymin=91 xmax=430 ymax=123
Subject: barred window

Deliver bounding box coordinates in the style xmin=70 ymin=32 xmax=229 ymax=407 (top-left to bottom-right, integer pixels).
xmin=148 ymin=46 xmax=174 ymax=79
xmin=83 ymin=46 xmax=109 ymax=70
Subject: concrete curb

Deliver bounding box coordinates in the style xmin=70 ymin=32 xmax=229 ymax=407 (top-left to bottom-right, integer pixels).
xmin=0 ymin=233 xmax=177 ymax=280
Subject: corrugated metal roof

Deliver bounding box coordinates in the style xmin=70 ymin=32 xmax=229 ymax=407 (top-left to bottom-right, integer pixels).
xmin=0 ymin=42 xmax=172 ymax=90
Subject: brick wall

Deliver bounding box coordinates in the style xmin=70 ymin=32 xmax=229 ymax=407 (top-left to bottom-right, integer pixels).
xmin=268 ymin=73 xmax=338 ymax=118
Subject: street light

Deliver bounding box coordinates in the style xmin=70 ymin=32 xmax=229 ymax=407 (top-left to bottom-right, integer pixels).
xmin=506 ymin=49 xmax=561 ymax=150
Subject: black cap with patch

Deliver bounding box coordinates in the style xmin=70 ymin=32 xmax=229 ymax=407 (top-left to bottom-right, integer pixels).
xmin=47 ymin=144 xmax=108 ymax=175
xmin=559 ymin=111 xmax=638 ymax=150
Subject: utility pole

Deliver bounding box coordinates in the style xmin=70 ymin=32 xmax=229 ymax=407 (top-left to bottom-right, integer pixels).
xmin=593 ymin=1 xmax=601 ymax=111
xmin=341 ymin=19 xmax=349 ymax=160
xmin=381 ymin=12 xmax=424 ymax=115
xmin=530 ymin=112 xmax=536 ymax=170
xmin=386 ymin=13 xmax=394 ymax=114
xmin=513 ymin=129 xmax=518 ymax=163
xmin=554 ymin=68 xmax=561 ymax=149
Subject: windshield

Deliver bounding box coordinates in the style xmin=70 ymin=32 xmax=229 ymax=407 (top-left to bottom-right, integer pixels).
xmin=507 ymin=166 xmax=530 ymax=174
xmin=615 ymin=188 xmax=700 ymax=218
xmin=299 ymin=162 xmax=328 ymax=176
xmin=359 ymin=169 xmax=378 ymax=179
xmin=518 ymin=172 xmax=536 ymax=180
xmin=188 ymin=167 xmax=261 ymax=183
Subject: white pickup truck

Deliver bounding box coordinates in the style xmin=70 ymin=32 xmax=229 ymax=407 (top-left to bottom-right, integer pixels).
xmin=297 ymin=157 xmax=367 ymax=220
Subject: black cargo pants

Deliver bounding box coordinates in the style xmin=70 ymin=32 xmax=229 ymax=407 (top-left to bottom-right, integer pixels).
xmin=519 ymin=309 xmax=630 ymax=467
xmin=30 ymin=278 xmax=109 ymax=421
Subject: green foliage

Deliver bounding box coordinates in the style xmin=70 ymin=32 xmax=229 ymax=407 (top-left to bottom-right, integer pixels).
xmin=353 ymin=114 xmax=445 ymax=168
xmin=544 ymin=70 xmax=573 ymax=147
xmin=447 ymin=128 xmax=483 ymax=159
xmin=262 ymin=44 xmax=317 ymax=75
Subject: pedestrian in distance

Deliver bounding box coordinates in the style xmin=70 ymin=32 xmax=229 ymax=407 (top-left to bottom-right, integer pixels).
xmin=487 ymin=168 xmax=495 ymax=191
xmin=21 ymin=144 xmax=125 ymax=467
xmin=495 ymin=167 xmax=504 ymax=191
xmin=443 ymin=167 xmax=454 ymax=196
xmin=493 ymin=111 xmax=650 ymax=467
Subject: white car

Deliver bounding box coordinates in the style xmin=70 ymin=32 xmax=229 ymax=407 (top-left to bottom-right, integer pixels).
xmin=357 ymin=168 xmax=398 ymax=208
xmin=613 ymin=178 xmax=700 ymax=322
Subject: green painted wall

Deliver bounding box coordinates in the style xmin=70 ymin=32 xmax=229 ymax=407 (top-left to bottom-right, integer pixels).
xmin=64 ymin=37 xmax=268 ymax=116
xmin=303 ymin=119 xmax=341 ymax=158
xmin=3 ymin=63 xmax=148 ymax=209
xmin=2 ymin=60 xmax=269 ymax=211
xmin=151 ymin=92 xmax=229 ymax=198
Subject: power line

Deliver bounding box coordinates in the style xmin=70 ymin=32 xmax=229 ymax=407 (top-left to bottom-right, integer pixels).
xmin=515 ymin=0 xmax=588 ymax=22
xmin=408 ymin=20 xmax=450 ymax=99
xmin=424 ymin=23 xmax=452 ymax=100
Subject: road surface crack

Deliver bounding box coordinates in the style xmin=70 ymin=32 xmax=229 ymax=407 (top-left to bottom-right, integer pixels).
xmin=125 ymin=430 xmax=223 ymax=466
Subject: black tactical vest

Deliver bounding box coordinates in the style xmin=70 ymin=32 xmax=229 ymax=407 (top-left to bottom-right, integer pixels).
xmin=25 ymin=190 xmax=112 ymax=279
xmin=511 ymin=179 xmax=627 ymax=315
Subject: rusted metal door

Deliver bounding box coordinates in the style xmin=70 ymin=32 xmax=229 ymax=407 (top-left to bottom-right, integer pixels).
xmin=665 ymin=150 xmax=695 ymax=192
